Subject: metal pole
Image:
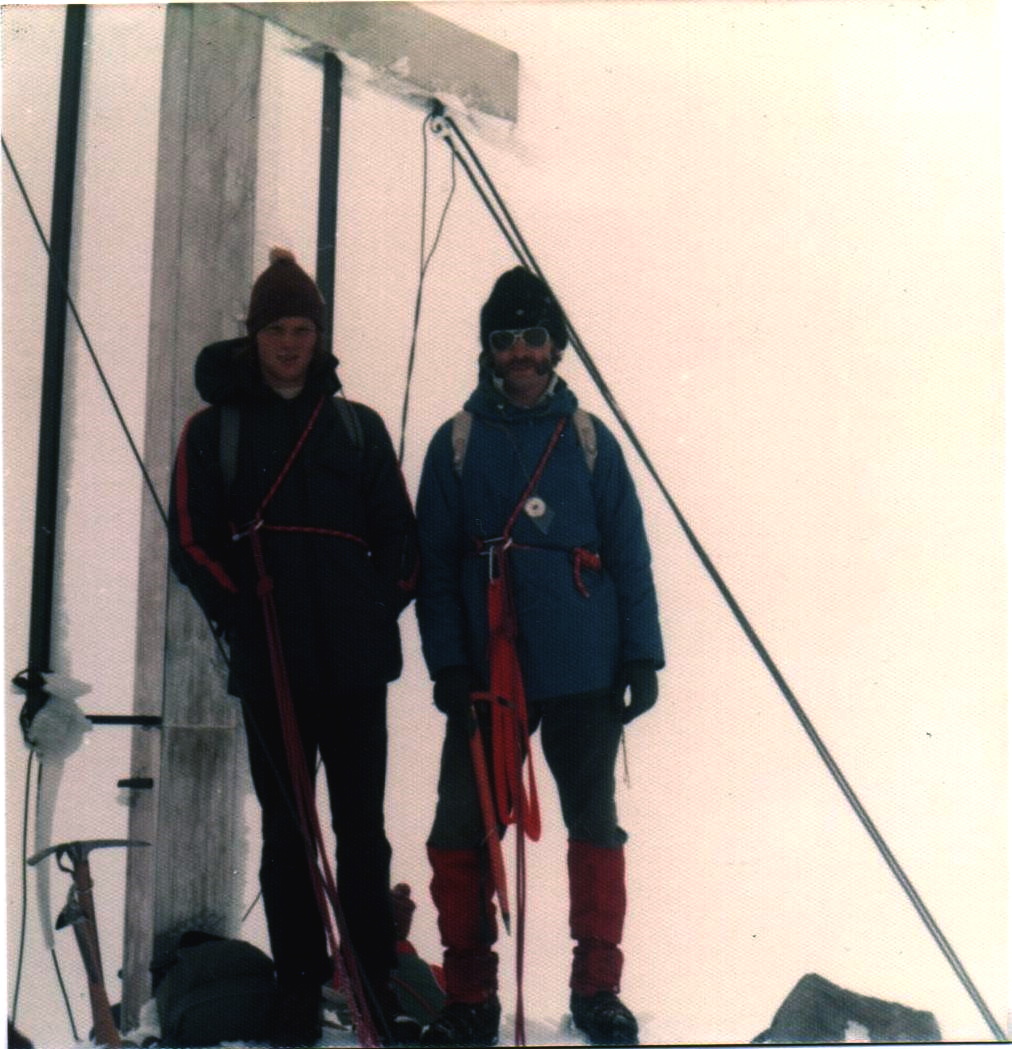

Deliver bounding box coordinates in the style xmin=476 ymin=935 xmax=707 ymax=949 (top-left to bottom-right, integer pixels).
xmin=316 ymin=51 xmax=342 ymax=354
xmin=27 ymin=5 xmax=87 ymax=675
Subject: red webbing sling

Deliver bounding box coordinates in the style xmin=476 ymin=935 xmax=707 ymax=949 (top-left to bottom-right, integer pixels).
xmin=233 ymin=395 xmax=381 ymax=1047
xmin=469 ymin=413 xmax=568 ymax=1047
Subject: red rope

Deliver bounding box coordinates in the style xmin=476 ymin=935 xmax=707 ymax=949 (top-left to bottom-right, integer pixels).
xmin=467 ymin=706 xmax=512 ymax=934
xmin=254 ymin=396 xmax=326 ymax=517
xmin=572 ymin=547 xmax=602 ymax=598
xmin=483 ymin=568 xmax=540 ymax=842
xmin=261 ymin=524 xmax=369 ymax=546
xmin=249 ymin=529 xmax=380 ymax=1047
xmin=238 ymin=396 xmax=382 ymax=1047
xmin=502 ymin=416 xmax=567 ymax=537
xmin=477 ymin=414 xmax=568 ymax=1047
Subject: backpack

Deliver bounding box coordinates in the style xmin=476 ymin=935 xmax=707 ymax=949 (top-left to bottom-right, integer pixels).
xmin=393 ymin=950 xmax=446 ymax=1026
xmin=451 ymin=407 xmax=598 ymax=478
xmin=219 ymin=396 xmax=364 ymax=488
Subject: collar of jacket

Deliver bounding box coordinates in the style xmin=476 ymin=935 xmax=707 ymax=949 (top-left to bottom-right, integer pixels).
xmin=491 ymin=371 xmax=561 ymax=405
xmin=466 ymin=367 xmax=578 ymax=422
xmin=194 ymin=336 xmax=342 ymax=407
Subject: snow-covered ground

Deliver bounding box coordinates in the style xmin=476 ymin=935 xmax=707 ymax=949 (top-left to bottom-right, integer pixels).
xmin=5 ymin=3 xmax=1006 ymax=1047
xmin=115 ymin=997 xmax=635 ymax=1049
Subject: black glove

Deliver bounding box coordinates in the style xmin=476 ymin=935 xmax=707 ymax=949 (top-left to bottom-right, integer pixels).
xmin=619 ymin=660 xmax=658 ymax=724
xmin=433 ymin=666 xmax=473 ymax=717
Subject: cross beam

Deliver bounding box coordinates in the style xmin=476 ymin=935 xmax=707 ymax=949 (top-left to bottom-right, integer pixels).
xmin=233 ymin=1 xmax=519 ymax=122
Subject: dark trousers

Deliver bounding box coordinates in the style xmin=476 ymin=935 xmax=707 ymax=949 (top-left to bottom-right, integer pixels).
xmin=241 ymin=682 xmax=396 ymax=991
xmin=427 ymin=688 xmax=628 ymax=850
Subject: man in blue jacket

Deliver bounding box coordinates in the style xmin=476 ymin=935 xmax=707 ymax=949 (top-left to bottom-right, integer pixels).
xmin=415 ymin=267 xmax=664 ymax=1046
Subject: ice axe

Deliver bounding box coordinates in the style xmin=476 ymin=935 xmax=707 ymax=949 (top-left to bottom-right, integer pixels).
xmin=28 ymin=839 xmax=148 ymax=1048
xmin=467 ymin=700 xmax=511 ymax=934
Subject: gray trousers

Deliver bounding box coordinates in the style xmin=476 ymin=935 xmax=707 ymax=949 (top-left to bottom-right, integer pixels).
xmin=427 ymin=688 xmax=628 ymax=850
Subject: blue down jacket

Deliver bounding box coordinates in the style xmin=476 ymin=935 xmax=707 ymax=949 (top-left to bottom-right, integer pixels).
xmin=416 ymin=373 xmax=664 ymax=702
xmin=169 ymin=338 xmax=417 ymax=697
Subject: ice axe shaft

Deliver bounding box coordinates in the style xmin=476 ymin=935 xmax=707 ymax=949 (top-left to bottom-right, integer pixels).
xmin=468 ymin=702 xmax=511 ymax=934
xmin=29 ymin=839 xmax=148 ymax=1048
xmin=58 ymin=882 xmax=120 ymax=1048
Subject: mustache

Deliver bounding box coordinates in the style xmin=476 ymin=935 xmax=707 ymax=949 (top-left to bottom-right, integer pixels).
xmin=502 ymin=357 xmax=553 ymax=376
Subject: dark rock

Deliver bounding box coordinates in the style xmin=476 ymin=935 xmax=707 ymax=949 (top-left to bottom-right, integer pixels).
xmin=753 ymin=972 xmax=942 ymax=1043
xmin=7 ymin=1019 xmax=34 ymax=1049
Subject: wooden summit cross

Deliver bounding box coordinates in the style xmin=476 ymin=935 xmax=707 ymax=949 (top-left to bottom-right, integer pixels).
xmin=122 ymin=3 xmax=516 ymax=1028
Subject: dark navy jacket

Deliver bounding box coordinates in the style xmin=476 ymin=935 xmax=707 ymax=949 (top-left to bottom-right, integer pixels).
xmin=415 ymin=372 xmax=664 ymax=703
xmin=169 ymin=338 xmax=417 ymax=698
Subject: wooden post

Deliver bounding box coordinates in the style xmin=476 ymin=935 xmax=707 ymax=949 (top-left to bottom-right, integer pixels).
xmin=121 ymin=4 xmax=263 ymax=1028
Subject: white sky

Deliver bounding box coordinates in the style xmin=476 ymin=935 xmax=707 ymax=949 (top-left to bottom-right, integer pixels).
xmin=3 ymin=2 xmax=1007 ymax=1045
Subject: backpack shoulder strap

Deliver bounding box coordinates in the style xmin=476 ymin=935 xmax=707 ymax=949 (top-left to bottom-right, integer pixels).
xmin=219 ymin=397 xmax=365 ymax=491
xmin=219 ymin=404 xmax=240 ymax=488
xmin=451 ymin=409 xmax=473 ymax=478
xmin=450 ymin=407 xmax=597 ymax=477
xmin=335 ymin=395 xmax=365 ymax=451
xmin=572 ymin=407 xmax=597 ymax=473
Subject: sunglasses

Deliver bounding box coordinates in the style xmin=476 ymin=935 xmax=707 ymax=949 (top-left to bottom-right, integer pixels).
xmin=488 ymin=326 xmax=550 ymax=353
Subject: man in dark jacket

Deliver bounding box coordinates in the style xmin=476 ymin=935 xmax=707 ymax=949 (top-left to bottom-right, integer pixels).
xmin=169 ymin=249 xmax=419 ymax=1047
xmin=415 ymin=267 xmax=664 ymax=1047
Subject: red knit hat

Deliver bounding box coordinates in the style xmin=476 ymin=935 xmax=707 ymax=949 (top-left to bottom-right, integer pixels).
xmin=246 ymin=247 xmax=325 ymax=335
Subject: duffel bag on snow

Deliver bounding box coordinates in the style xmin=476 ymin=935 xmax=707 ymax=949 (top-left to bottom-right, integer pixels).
xmin=154 ymin=931 xmax=277 ymax=1047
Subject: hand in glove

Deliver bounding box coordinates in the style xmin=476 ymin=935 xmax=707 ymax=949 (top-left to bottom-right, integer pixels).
xmin=619 ymin=660 xmax=658 ymax=724
xmin=433 ymin=665 xmax=474 ymax=718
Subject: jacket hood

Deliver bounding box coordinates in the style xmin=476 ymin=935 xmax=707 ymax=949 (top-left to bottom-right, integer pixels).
xmin=194 ymin=336 xmax=341 ymax=406
xmin=464 ymin=364 xmax=578 ymax=422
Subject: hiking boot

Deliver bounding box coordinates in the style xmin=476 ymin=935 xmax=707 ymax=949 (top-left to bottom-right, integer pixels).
xmin=381 ymin=1013 xmax=423 ymax=1047
xmin=269 ymin=984 xmax=323 ymax=1047
xmin=421 ymin=996 xmax=501 ymax=1046
xmin=570 ymin=991 xmax=639 ymax=1046
xmin=376 ymin=983 xmax=424 ymax=1047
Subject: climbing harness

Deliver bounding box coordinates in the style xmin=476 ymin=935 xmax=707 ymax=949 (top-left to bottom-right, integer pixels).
xmin=230 ymin=394 xmax=382 ymax=1047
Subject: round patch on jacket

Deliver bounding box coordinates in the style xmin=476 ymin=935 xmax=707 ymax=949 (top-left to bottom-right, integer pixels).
xmin=524 ymin=496 xmax=547 ymax=519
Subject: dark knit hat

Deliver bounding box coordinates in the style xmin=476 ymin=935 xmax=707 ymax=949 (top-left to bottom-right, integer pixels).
xmin=246 ymin=247 xmax=325 ymax=335
xmin=390 ymin=883 xmax=416 ymax=941
xmin=479 ymin=266 xmax=568 ymax=352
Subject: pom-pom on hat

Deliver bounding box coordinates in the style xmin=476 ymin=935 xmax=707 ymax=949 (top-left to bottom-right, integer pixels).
xmin=390 ymin=883 xmax=416 ymax=941
xmin=246 ymin=247 xmax=325 ymax=335
xmin=479 ymin=266 xmax=568 ymax=353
